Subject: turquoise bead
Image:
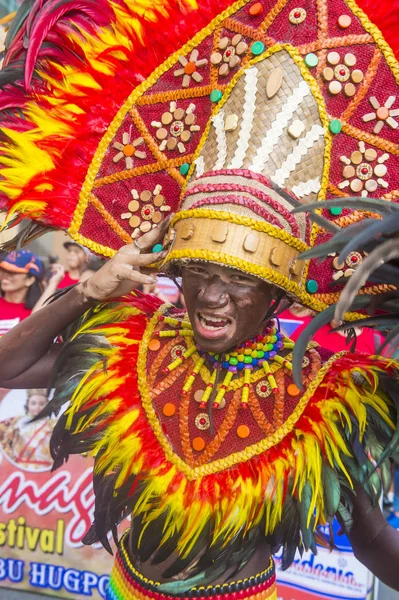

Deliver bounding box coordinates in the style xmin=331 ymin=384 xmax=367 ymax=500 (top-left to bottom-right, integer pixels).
xmin=330 ymin=207 xmax=342 ymax=216
xmin=210 ymin=89 xmax=223 ymax=103
xmin=180 ymin=162 xmax=190 ymax=176
xmin=152 ymin=243 xmax=163 ymax=253
xmin=306 ymin=279 xmax=318 ymax=294
xmin=329 ymin=119 xmax=342 ymax=134
xmin=251 ymin=41 xmax=265 ymax=56
xmin=304 ymin=53 xmax=318 ymax=68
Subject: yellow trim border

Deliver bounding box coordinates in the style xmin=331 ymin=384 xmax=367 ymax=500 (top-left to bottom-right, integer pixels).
xmin=137 ymin=306 xmax=346 ymax=480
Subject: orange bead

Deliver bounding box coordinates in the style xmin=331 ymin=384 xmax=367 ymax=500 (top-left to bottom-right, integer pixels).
xmin=249 ymin=2 xmax=263 ymax=15
xmin=163 ymin=402 xmax=176 ymax=417
xmin=287 ymin=383 xmax=300 ymax=397
xmin=192 ymin=436 xmax=206 ymax=452
xmin=148 ymin=338 xmax=161 ymax=351
xmin=184 ymin=61 xmax=197 ymax=75
xmin=377 ymin=106 xmax=389 ymax=121
xmin=237 ymin=424 xmax=250 ymax=439
xmin=123 ymin=144 xmax=135 ymax=157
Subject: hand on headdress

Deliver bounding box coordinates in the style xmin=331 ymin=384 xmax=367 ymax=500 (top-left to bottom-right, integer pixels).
xmin=76 ymin=217 xmax=171 ymax=302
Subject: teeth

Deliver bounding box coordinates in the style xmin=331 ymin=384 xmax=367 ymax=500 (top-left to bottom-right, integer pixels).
xmin=199 ymin=314 xmax=229 ymax=330
xmin=203 ymin=315 xmax=223 ymax=323
xmin=199 ymin=313 xmax=230 ymax=323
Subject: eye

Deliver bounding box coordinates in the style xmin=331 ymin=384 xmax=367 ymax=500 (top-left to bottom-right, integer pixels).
xmin=230 ymin=273 xmax=256 ymax=285
xmin=184 ymin=264 xmax=209 ymax=277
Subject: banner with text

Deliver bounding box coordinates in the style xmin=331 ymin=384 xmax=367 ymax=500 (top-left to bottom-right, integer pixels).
xmin=275 ymin=521 xmax=374 ymax=600
xmin=0 ymin=389 xmax=114 ymax=598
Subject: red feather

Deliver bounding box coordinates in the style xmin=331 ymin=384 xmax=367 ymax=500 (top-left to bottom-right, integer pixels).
xmin=24 ymin=0 xmax=113 ymax=86
xmin=356 ymin=0 xmax=399 ymax=61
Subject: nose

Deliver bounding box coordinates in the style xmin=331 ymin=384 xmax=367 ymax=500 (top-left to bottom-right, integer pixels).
xmin=198 ymin=275 xmax=229 ymax=308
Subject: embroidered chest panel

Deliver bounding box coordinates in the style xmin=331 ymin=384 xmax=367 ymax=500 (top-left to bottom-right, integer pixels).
xmin=138 ymin=305 xmax=325 ymax=478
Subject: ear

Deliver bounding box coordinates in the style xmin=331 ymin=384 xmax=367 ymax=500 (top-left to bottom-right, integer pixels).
xmin=25 ymin=275 xmax=36 ymax=288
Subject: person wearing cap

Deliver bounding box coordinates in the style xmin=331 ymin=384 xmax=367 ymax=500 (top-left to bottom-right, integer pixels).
xmin=57 ymin=241 xmax=90 ymax=289
xmin=0 ymin=250 xmax=44 ymax=336
xmin=1 ymin=0 xmax=399 ymax=597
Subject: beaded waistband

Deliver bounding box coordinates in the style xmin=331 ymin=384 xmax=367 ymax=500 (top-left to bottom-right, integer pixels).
xmin=105 ymin=532 xmax=277 ymax=600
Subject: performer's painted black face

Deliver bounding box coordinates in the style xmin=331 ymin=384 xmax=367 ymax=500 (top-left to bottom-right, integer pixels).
xmin=182 ymin=262 xmax=276 ymax=353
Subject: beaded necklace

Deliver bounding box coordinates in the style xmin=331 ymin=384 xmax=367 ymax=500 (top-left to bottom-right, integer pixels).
xmin=156 ymin=316 xmax=295 ymax=409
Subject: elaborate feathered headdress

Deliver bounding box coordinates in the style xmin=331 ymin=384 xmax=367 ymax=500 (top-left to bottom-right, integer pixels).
xmin=1 ymin=0 xmax=399 ymax=311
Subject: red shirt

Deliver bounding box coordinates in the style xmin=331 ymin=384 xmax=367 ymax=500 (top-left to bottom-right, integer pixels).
xmin=57 ymin=272 xmax=80 ymax=289
xmin=279 ymin=309 xmax=379 ymax=354
xmin=0 ymin=297 xmax=32 ymax=336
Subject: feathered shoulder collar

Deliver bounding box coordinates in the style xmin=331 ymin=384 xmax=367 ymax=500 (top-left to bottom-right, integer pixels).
xmin=48 ymin=293 xmax=399 ymax=586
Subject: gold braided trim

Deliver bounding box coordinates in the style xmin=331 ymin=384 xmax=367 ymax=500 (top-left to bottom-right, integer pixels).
xmin=259 ymin=0 xmax=290 ymax=32
xmin=341 ymin=123 xmax=399 ymax=155
xmin=69 ymin=0 xmax=253 ymax=248
xmin=315 ymin=283 xmax=396 ymax=305
xmin=341 ymin=47 xmax=382 ymax=123
xmin=93 ymin=155 xmax=195 ymax=189
xmin=169 ymin=216 xmax=305 ymax=284
xmin=171 ymin=209 xmax=309 ymax=252
xmin=138 ymin=307 xmax=347 ymax=478
xmin=383 ymin=189 xmax=399 ymax=200
xmin=136 ymin=84 xmax=227 ymax=106
xmin=299 ymin=34 xmax=374 ymax=54
xmin=89 ymin=194 xmax=132 ymax=244
xmin=165 ymin=247 xmax=311 ymax=303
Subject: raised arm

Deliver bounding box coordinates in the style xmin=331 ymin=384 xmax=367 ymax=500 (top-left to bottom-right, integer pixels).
xmin=0 ymin=219 xmax=169 ymax=389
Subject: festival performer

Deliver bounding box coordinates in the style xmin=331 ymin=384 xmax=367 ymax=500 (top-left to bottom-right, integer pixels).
xmin=0 ymin=0 xmax=399 ymax=597
xmin=0 ymin=389 xmax=55 ymax=471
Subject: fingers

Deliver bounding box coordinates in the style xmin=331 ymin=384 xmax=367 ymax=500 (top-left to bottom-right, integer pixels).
xmin=132 ymin=215 xmax=173 ymax=253
xmin=117 ymin=250 xmax=166 ymax=268
xmin=115 ymin=264 xmax=157 ymax=285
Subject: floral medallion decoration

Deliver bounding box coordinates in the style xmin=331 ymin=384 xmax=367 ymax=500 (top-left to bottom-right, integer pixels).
xmin=121 ymin=184 xmax=171 ymax=238
xmin=171 ymin=344 xmax=186 ymax=360
xmin=256 ymin=380 xmax=272 ymax=398
xmin=338 ymin=141 xmax=389 ymax=196
xmin=112 ymin=132 xmax=146 ymax=169
xmin=152 ymin=102 xmax=200 ymax=153
xmin=174 ymin=49 xmax=208 ymax=88
xmin=330 ymin=251 xmax=364 ymax=281
xmin=289 ymin=7 xmax=307 ymax=24
xmin=210 ymin=33 xmax=248 ymax=77
xmin=362 ymin=96 xmax=399 ymax=133
xmin=322 ymin=51 xmax=364 ymax=97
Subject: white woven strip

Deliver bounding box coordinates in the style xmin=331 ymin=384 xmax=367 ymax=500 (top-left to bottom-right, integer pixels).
xmin=212 ymin=110 xmax=227 ymax=171
xmin=271 ymin=125 xmax=325 ymax=187
xmin=291 ymin=177 xmax=321 ymax=199
xmin=195 ymin=155 xmax=205 ymax=178
xmin=249 ymin=80 xmax=310 ymax=174
xmin=228 ymin=67 xmax=259 ymax=169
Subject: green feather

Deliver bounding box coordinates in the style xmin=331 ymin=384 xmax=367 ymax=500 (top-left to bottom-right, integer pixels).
xmin=337 ymin=502 xmax=353 ymax=534
xmin=323 ymin=465 xmax=341 ymax=518
xmin=298 ymin=483 xmax=314 ymax=551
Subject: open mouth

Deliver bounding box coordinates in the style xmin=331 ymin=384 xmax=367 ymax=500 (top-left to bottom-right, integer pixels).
xmin=195 ymin=311 xmax=234 ymax=340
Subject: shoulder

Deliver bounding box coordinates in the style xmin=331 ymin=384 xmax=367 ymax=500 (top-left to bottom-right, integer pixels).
xmin=64 ymin=291 xmax=166 ymax=343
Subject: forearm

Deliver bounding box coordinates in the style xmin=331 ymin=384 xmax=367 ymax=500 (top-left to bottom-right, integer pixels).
xmin=0 ymin=286 xmax=96 ymax=383
xmin=32 ymin=281 xmax=59 ymax=313
xmin=347 ymin=486 xmax=399 ymax=590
